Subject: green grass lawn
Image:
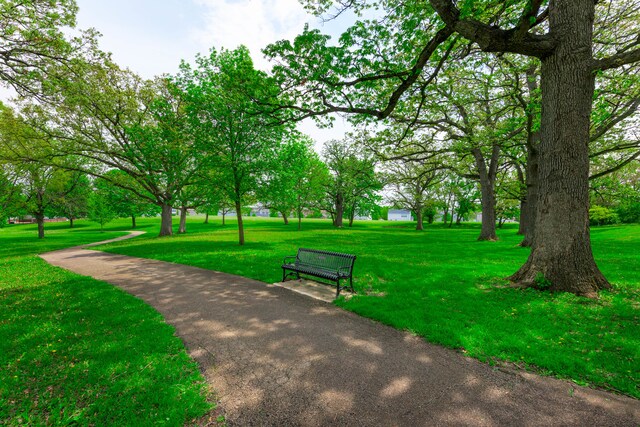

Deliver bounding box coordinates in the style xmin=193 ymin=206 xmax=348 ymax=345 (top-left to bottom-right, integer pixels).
xmin=94 ymin=215 xmax=639 ymax=399
xmin=0 ymin=222 xmax=213 ymax=426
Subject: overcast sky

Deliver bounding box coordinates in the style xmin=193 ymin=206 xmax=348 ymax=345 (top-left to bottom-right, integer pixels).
xmin=73 ymin=0 xmax=354 ymax=148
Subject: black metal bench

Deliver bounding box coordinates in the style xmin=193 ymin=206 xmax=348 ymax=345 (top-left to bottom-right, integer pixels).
xmin=282 ymin=248 xmax=356 ymax=297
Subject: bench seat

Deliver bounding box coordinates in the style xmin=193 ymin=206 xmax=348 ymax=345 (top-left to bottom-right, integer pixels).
xmin=281 ymin=248 xmax=356 ymax=297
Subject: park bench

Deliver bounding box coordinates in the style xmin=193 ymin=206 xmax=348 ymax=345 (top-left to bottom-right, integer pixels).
xmin=282 ymin=248 xmax=357 ymax=297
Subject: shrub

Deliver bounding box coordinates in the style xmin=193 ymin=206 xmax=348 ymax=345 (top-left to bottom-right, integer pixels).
xmin=306 ymin=209 xmax=324 ymax=218
xmin=589 ymin=205 xmax=619 ymax=226
xmin=616 ymin=202 xmax=640 ymax=224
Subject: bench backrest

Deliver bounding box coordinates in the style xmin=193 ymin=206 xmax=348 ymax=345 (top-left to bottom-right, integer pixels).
xmin=296 ymin=248 xmax=356 ymax=272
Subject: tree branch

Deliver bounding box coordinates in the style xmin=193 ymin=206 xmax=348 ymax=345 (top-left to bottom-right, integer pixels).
xmin=429 ymin=0 xmax=555 ymax=58
xmin=593 ymin=46 xmax=640 ymax=72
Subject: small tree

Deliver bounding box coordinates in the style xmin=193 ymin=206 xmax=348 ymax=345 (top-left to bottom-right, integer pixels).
xmin=52 ymin=172 xmax=90 ymax=228
xmin=88 ymin=191 xmax=116 ymax=232
xmin=322 ymin=139 xmax=382 ymax=228
xmin=96 ymin=170 xmax=158 ymax=228
xmin=179 ymin=46 xmax=288 ymax=245
xmin=385 ymin=159 xmax=444 ymax=231
xmin=260 ymin=135 xmax=330 ymax=230
xmin=0 ymin=166 xmax=22 ymax=227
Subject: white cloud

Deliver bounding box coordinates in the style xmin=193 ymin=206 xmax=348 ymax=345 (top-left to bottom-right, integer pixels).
xmin=191 ymin=0 xmax=355 ymax=144
xmin=191 ymin=0 xmax=312 ymax=70
xmin=1 ymin=0 xmax=352 ymax=146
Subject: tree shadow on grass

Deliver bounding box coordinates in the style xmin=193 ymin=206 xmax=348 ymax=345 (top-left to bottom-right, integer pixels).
xmin=69 ymin=254 xmax=640 ymax=425
xmin=0 ymin=272 xmax=210 ymax=425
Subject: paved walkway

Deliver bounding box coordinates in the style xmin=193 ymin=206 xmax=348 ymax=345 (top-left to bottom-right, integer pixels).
xmin=40 ymin=235 xmax=640 ymax=426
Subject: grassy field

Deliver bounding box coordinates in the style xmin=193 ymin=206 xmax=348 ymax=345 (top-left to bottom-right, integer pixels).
xmin=0 ymin=222 xmax=213 ymax=426
xmin=93 ymin=216 xmax=640 ymax=399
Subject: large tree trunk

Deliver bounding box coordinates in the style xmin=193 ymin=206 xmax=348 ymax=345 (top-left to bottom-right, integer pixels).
xmin=204 ymin=212 xmax=209 ymax=224
xmin=334 ymin=193 xmax=344 ymax=227
xmin=235 ymin=200 xmax=245 ymax=245
xmin=517 ymin=199 xmax=526 ymax=235
xmin=443 ymin=191 xmax=452 ymax=224
xmin=519 ymin=146 xmax=539 ymax=247
xmin=159 ymin=203 xmax=173 ymax=237
xmin=131 ymin=215 xmax=136 ymax=229
xmin=415 ymin=206 xmax=424 ymax=231
xmin=281 ymin=211 xmax=289 ymax=225
xmin=297 ymin=198 xmax=302 ymax=231
xmin=36 ymin=212 xmax=45 ymax=239
xmin=519 ymin=65 xmax=541 ymax=246
xmin=473 ymin=146 xmax=498 ymax=241
xmin=222 ymin=211 xmax=226 ymax=226
xmin=348 ymin=204 xmax=356 ymax=227
xmin=178 ymin=207 xmax=187 ymax=234
xmin=510 ymin=0 xmax=610 ymax=296
xmin=69 ymin=217 xmax=74 ymax=228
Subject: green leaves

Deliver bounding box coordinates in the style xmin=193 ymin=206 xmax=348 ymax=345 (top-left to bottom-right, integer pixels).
xmin=0 ymin=0 xmax=78 ymax=94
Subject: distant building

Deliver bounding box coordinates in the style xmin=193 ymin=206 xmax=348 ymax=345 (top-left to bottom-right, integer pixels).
xmin=354 ymin=214 xmax=372 ymax=220
xmin=388 ymin=209 xmax=412 ymax=221
xmin=251 ymin=207 xmax=270 ymax=217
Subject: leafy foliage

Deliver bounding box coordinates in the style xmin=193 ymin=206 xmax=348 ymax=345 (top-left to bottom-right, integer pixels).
xmin=589 ymin=205 xmax=619 ymax=226
xmin=177 ymin=46 xmax=290 ymax=243
xmin=0 ymin=0 xmax=77 ymax=94
xmin=87 ymin=188 xmax=116 ymax=232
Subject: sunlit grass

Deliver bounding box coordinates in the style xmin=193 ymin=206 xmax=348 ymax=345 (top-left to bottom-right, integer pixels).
xmin=0 ymin=221 xmax=212 ymax=425
xmin=96 ymin=215 xmax=640 ymax=398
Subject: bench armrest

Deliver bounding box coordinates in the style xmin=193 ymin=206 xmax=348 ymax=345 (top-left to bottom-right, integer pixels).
xmin=338 ymin=266 xmax=352 ymax=276
xmin=283 ymin=255 xmax=297 ymax=264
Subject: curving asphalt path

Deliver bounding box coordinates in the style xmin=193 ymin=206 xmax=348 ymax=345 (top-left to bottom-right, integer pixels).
xmin=40 ymin=234 xmax=640 ymax=426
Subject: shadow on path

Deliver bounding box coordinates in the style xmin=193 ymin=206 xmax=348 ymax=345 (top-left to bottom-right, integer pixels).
xmin=40 ymin=235 xmax=640 ymax=426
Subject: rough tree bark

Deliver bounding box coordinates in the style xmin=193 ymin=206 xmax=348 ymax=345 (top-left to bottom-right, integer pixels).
xmin=178 ymin=207 xmax=187 ymax=234
xmin=348 ymin=203 xmax=356 ymax=227
xmin=280 ymin=211 xmax=289 ymax=225
xmin=442 ymin=202 xmax=449 ymax=224
xmin=509 ymin=0 xmax=610 ymax=296
xmin=519 ymin=145 xmax=538 ymax=247
xmin=159 ymin=203 xmax=173 ymax=236
xmin=473 ymin=145 xmax=499 ymax=241
xmin=36 ymin=212 xmax=45 ymax=239
xmin=415 ymin=209 xmax=424 ymax=230
xmin=235 ymin=200 xmax=245 ymax=245
xmin=131 ymin=215 xmax=136 ymax=229
xmin=334 ymin=193 xmax=344 ymax=227
xmin=518 ymin=65 xmax=541 ymax=247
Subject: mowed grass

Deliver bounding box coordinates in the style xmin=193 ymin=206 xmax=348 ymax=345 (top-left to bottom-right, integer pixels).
xmin=0 ymin=222 xmax=212 ymax=426
xmin=96 ymin=216 xmax=640 ymax=399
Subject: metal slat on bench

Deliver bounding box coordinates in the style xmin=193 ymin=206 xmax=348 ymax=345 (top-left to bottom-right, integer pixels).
xmin=281 ymin=248 xmax=356 ymax=297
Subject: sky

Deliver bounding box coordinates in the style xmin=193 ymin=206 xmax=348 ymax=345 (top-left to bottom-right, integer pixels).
xmin=71 ymin=0 xmax=355 ymax=149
